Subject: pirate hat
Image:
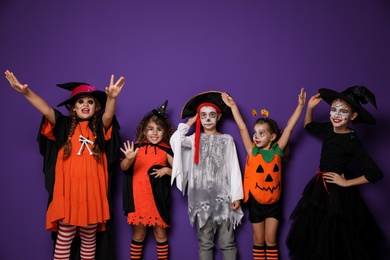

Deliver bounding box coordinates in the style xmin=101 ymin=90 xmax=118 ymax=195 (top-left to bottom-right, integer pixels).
xmin=319 ymin=86 xmax=377 ymax=125
xmin=56 ymin=82 xmax=107 ymax=108
xmin=181 ymin=91 xmax=232 ymax=164
xmin=181 ymin=91 xmax=231 ymax=119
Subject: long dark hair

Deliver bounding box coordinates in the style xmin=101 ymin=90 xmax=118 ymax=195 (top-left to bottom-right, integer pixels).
xmin=63 ymin=96 xmax=102 ymax=161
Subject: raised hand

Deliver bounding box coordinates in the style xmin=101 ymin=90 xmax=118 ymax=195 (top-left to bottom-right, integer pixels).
xmin=186 ymin=113 xmax=198 ymax=127
xmin=298 ymin=88 xmax=306 ymax=106
xmin=307 ymin=93 xmax=322 ymax=108
xmin=120 ymin=140 xmax=139 ymax=160
xmin=221 ymin=92 xmax=236 ymax=108
xmin=105 ymin=74 xmax=125 ymax=98
xmin=5 ymin=70 xmax=29 ymax=94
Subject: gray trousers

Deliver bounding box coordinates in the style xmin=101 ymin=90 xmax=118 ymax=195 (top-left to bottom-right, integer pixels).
xmin=196 ymin=218 xmax=237 ymax=260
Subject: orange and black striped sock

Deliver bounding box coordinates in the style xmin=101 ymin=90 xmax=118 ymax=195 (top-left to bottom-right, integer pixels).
xmin=130 ymin=239 xmax=144 ymax=259
xmin=265 ymin=245 xmax=279 ymax=260
xmin=253 ymin=244 xmax=266 ymax=260
xmin=156 ymin=240 xmax=169 ymax=260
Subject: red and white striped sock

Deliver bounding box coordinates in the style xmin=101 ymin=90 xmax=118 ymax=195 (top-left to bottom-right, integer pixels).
xmin=54 ymin=222 xmax=77 ymax=260
xmin=79 ymin=224 xmax=98 ymax=260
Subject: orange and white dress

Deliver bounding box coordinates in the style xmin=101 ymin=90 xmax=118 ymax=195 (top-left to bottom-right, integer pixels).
xmin=42 ymin=120 xmax=111 ymax=232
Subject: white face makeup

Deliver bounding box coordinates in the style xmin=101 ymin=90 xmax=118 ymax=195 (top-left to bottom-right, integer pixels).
xmin=199 ymin=106 xmax=219 ymax=132
xmin=74 ymin=97 xmax=96 ymax=120
xmin=145 ymin=121 xmax=164 ymax=144
xmin=330 ymin=100 xmax=353 ymax=127
xmin=253 ymin=123 xmax=272 ymax=149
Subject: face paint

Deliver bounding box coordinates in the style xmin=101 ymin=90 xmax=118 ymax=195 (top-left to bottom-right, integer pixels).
xmin=74 ymin=97 xmax=96 ymax=120
xmin=145 ymin=121 xmax=164 ymax=144
xmin=200 ymin=106 xmax=219 ymax=132
xmin=330 ymin=100 xmax=352 ymax=127
xmin=253 ymin=123 xmax=273 ymax=149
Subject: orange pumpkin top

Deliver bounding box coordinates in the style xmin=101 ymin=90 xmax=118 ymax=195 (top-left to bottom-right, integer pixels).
xmin=243 ymin=143 xmax=283 ymax=204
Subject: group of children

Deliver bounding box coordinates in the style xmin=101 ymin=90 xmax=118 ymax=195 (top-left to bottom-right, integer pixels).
xmin=5 ymin=69 xmax=385 ymax=260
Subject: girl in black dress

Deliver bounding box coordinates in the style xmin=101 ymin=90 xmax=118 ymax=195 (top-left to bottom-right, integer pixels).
xmin=286 ymin=86 xmax=385 ymax=260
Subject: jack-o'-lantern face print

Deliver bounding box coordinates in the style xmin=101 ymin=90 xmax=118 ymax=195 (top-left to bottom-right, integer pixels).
xmin=254 ymin=163 xmax=280 ymax=194
xmin=243 ymin=152 xmax=282 ymax=204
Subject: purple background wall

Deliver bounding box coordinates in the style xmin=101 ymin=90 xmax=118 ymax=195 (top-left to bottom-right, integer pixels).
xmin=1 ymin=1 xmax=389 ymax=259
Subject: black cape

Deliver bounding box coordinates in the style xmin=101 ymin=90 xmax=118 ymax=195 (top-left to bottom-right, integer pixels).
xmin=37 ymin=109 xmax=121 ymax=260
xmin=122 ymin=142 xmax=173 ymax=225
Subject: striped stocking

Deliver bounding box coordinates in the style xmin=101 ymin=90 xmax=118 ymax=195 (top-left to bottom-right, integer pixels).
xmin=157 ymin=240 xmax=169 ymax=260
xmin=265 ymin=245 xmax=279 ymax=260
xmin=253 ymin=244 xmax=266 ymax=260
xmin=130 ymin=239 xmax=144 ymax=259
xmin=79 ymin=224 xmax=98 ymax=260
xmin=54 ymin=222 xmax=77 ymax=260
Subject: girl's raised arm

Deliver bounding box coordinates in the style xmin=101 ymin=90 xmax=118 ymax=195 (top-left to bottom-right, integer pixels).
xmin=102 ymin=74 xmax=125 ymax=130
xmin=277 ymin=88 xmax=306 ymax=150
xmin=304 ymin=93 xmax=322 ymax=127
xmin=5 ymin=70 xmax=55 ymax=124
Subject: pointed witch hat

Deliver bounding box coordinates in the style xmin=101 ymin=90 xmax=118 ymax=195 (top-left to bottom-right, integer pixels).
xmin=319 ymin=86 xmax=378 ymax=125
xmin=56 ymin=82 xmax=107 ymax=109
xmin=150 ymin=100 xmax=169 ymax=119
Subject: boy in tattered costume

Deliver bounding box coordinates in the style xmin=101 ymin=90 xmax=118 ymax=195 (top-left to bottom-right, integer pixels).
xmin=170 ymin=91 xmax=243 ymax=260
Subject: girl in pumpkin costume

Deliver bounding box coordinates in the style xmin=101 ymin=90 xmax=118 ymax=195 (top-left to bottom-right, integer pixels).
xmin=121 ymin=100 xmax=174 ymax=260
xmin=286 ymin=86 xmax=385 ymax=260
xmin=5 ymin=70 xmax=124 ymax=260
xmin=222 ymin=88 xmax=306 ymax=260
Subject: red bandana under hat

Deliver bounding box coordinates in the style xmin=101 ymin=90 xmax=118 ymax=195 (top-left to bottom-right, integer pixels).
xmin=194 ymin=102 xmax=221 ymax=164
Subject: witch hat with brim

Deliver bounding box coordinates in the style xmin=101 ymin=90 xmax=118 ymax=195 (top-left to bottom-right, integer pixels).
xmin=56 ymin=82 xmax=107 ymax=109
xmin=319 ymin=86 xmax=377 ymax=125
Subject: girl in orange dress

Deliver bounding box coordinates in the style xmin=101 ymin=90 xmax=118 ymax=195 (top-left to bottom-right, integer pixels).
xmin=121 ymin=100 xmax=174 ymax=260
xmin=5 ymin=70 xmax=124 ymax=260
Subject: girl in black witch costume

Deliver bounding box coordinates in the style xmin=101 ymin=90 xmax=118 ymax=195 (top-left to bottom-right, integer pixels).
xmin=5 ymin=70 xmax=124 ymax=260
xmin=286 ymin=86 xmax=385 ymax=260
xmin=121 ymin=100 xmax=174 ymax=260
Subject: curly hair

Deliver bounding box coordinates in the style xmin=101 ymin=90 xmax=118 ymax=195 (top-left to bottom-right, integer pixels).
xmin=135 ymin=114 xmax=174 ymax=143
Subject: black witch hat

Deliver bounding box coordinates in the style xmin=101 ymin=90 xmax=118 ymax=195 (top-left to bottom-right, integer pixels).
xmin=319 ymin=86 xmax=378 ymax=125
xmin=152 ymin=100 xmax=168 ymax=118
xmin=146 ymin=100 xmax=169 ymax=119
xmin=56 ymin=82 xmax=107 ymax=109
